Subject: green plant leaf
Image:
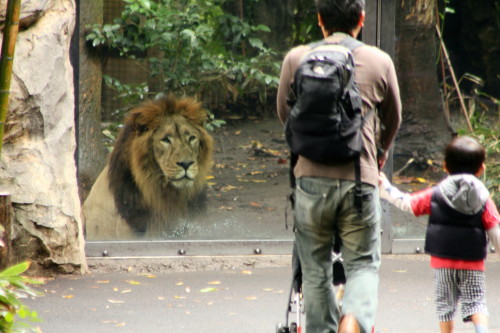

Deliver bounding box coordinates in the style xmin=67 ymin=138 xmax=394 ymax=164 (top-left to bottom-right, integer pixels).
xmin=0 ymin=262 xmax=29 ymax=277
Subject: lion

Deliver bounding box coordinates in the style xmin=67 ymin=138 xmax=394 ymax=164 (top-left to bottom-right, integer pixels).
xmin=82 ymin=95 xmax=214 ymax=240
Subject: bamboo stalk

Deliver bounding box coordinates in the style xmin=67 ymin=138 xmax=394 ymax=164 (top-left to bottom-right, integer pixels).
xmin=435 ymin=24 xmax=473 ymax=133
xmin=0 ymin=0 xmax=22 ymax=156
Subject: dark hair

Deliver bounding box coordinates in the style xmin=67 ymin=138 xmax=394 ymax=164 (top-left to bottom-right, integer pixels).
xmin=315 ymin=0 xmax=365 ymax=34
xmin=444 ymin=136 xmax=485 ymax=175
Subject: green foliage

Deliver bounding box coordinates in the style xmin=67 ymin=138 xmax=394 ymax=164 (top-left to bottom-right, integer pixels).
xmin=86 ymin=0 xmax=280 ymax=119
xmin=0 ymin=262 xmax=42 ymax=333
xmin=456 ymin=88 xmax=500 ymax=207
xmin=291 ymin=0 xmax=320 ymax=45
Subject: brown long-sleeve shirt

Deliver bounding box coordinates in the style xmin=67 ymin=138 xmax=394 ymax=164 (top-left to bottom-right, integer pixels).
xmin=277 ymin=33 xmax=402 ymax=187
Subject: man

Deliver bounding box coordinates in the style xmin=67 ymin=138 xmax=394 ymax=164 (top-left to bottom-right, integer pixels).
xmin=277 ymin=1 xmax=402 ymax=332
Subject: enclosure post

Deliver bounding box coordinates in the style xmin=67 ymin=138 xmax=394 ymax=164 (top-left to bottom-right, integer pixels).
xmin=0 ymin=0 xmax=21 ymax=155
xmin=0 ymin=193 xmax=13 ymax=269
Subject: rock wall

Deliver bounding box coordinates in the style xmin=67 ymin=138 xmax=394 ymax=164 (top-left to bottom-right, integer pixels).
xmin=0 ymin=0 xmax=87 ymax=274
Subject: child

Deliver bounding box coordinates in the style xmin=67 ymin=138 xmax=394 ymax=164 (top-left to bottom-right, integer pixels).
xmin=379 ymin=136 xmax=500 ymax=333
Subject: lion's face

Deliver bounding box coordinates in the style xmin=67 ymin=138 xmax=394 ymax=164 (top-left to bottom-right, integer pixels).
xmin=95 ymin=95 xmax=214 ymax=237
xmin=152 ymin=115 xmax=204 ymax=189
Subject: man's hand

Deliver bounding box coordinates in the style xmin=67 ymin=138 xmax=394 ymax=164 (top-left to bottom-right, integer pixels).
xmin=377 ymin=148 xmax=387 ymax=170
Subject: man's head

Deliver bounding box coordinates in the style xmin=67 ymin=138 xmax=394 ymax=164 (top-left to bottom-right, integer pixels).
xmin=444 ymin=136 xmax=485 ymax=175
xmin=315 ymin=0 xmax=365 ymax=36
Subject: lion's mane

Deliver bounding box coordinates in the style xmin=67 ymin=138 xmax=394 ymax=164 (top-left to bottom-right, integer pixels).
xmin=83 ymin=95 xmax=214 ymax=239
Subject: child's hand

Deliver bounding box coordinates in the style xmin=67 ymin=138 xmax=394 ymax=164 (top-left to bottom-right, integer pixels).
xmin=378 ymin=171 xmax=389 ymax=186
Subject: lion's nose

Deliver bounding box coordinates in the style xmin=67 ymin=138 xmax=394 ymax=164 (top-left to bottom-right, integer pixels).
xmin=177 ymin=161 xmax=194 ymax=170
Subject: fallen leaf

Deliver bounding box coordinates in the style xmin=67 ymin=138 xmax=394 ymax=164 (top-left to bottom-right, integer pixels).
xmin=248 ymin=170 xmax=263 ymax=175
xmin=207 ymin=281 xmax=221 ymax=285
xmin=176 ymin=282 xmax=184 ymax=286
xmin=107 ymin=299 xmax=125 ymax=304
xmin=392 ymin=269 xmax=407 ymax=273
xmin=234 ymin=130 xmax=241 ymax=135
xmin=200 ymin=287 xmax=218 ymax=293
xmin=174 ymin=296 xmax=186 ymax=299
xmin=241 ymin=270 xmax=252 ymax=275
xmin=206 ymin=175 xmax=215 ymax=180
xmin=251 ymin=140 xmax=264 ymax=148
xmin=250 ymin=179 xmax=267 ymax=183
xmin=125 ymin=280 xmax=141 ymax=285
xmin=245 ymin=296 xmax=257 ymax=300
xmin=97 ymin=280 xmax=110 ymax=284
xmin=62 ymin=295 xmax=74 ymax=299
xmin=249 ymin=201 xmax=262 ymax=207
xmin=121 ymin=289 xmax=132 ymax=294
xmin=220 ymin=185 xmax=239 ymax=192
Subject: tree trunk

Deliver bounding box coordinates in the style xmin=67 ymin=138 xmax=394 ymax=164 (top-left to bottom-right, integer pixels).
xmin=76 ymin=0 xmax=106 ymax=203
xmin=395 ymin=0 xmax=451 ymax=160
xmin=441 ymin=0 xmax=500 ymax=97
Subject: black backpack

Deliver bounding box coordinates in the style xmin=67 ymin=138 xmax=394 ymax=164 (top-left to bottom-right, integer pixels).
xmin=285 ymin=36 xmax=372 ymax=213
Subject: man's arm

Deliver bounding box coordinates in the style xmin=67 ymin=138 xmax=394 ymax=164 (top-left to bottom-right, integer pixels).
xmin=378 ymin=59 xmax=402 ymax=154
xmin=276 ymin=45 xmax=308 ymax=125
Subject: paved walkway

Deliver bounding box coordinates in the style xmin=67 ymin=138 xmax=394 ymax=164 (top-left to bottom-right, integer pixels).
xmin=24 ymin=255 xmax=500 ymax=333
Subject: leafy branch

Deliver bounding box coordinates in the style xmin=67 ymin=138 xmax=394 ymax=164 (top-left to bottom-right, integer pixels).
xmin=86 ymin=0 xmax=280 ymax=122
xmin=0 ymin=261 xmax=42 ymax=333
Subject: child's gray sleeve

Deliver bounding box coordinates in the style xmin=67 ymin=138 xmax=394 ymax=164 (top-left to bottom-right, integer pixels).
xmin=379 ymin=177 xmax=413 ymax=214
xmin=487 ymin=226 xmax=500 ymax=258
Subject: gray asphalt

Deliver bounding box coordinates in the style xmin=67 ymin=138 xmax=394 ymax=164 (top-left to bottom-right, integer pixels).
xmin=24 ymin=255 xmax=500 ymax=333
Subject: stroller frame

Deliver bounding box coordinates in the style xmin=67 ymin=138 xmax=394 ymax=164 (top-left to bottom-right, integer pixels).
xmin=276 ymin=246 xmax=345 ymax=333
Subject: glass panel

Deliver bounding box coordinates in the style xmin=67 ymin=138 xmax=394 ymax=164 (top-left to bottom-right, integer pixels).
xmin=166 ymin=118 xmax=292 ymax=240
xmin=82 ymin=0 xmax=395 ymax=245
xmin=391 ymin=208 xmax=427 ymax=240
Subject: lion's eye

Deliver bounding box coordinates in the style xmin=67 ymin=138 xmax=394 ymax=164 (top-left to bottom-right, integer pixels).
xmin=161 ymin=136 xmax=171 ymax=144
xmin=188 ymin=135 xmax=197 ymax=143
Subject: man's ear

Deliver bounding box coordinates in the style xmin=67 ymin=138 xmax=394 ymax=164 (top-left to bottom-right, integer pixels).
xmin=358 ymin=10 xmax=366 ymax=28
xmin=476 ymin=163 xmax=486 ymax=177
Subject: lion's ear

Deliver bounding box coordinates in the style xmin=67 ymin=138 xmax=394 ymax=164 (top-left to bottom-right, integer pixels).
xmin=127 ymin=105 xmax=161 ymax=135
xmin=126 ymin=112 xmax=148 ymax=134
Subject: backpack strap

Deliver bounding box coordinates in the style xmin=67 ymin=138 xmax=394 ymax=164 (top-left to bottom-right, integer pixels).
xmin=338 ymin=36 xmax=370 ymax=216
